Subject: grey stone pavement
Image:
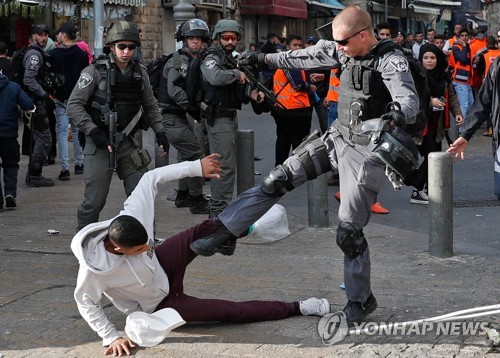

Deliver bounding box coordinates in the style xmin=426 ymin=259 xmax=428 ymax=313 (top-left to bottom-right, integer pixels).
xmin=1 ymin=105 xmax=499 ymax=357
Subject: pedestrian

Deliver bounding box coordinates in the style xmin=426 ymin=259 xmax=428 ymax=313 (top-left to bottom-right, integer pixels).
xmin=0 ymin=73 xmax=35 ymax=211
xmin=190 ymin=5 xmax=420 ymax=325
xmin=67 ymin=21 xmax=170 ymax=231
xmin=412 ymin=30 xmax=428 ymax=59
xmin=443 ymin=23 xmax=463 ymax=56
xmin=49 ymin=22 xmax=89 ymax=181
xmin=0 ymin=41 xmax=11 ymax=79
xmin=71 ymin=154 xmax=330 ymax=356
xmin=375 ymin=22 xmax=392 ymax=40
xmin=260 ymin=32 xmax=280 ymax=81
xmin=198 ymin=19 xmax=264 ymax=217
xmin=410 ymin=44 xmax=463 ymax=205
xmin=450 ymin=28 xmax=474 ymax=129
xmin=23 ymin=24 xmax=56 ymax=187
xmin=271 ymin=34 xmax=314 ymax=166
xmin=426 ymin=28 xmax=436 ymax=45
xmin=434 ymin=34 xmax=446 ymax=51
xmin=157 ymin=18 xmax=210 ymax=214
xmin=447 ymin=55 xmax=500 ymax=200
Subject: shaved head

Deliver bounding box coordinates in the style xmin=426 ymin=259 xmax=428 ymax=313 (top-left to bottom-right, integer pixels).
xmin=332 ymin=5 xmax=372 ymax=37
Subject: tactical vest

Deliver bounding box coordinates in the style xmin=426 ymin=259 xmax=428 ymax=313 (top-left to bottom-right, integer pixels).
xmin=87 ymin=57 xmax=144 ymax=132
xmin=23 ymin=46 xmax=56 ymax=95
xmin=337 ymin=48 xmax=392 ymax=130
xmin=159 ymin=50 xmax=188 ymax=114
xmin=202 ymin=47 xmax=244 ymax=110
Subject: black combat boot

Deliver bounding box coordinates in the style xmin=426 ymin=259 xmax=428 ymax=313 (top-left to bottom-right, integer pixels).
xmin=174 ymin=190 xmax=189 ymax=208
xmin=189 ymin=194 xmax=209 ymax=214
xmin=190 ymin=219 xmax=237 ymax=256
xmin=343 ymin=293 xmax=378 ymax=325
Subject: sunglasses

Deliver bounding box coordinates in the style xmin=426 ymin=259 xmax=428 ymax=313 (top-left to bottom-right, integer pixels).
xmin=219 ymin=34 xmax=238 ymax=42
xmin=333 ymin=27 xmax=368 ymax=46
xmin=115 ymin=43 xmax=137 ymax=51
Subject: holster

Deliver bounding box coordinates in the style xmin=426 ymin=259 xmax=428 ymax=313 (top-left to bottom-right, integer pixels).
xmin=115 ymin=136 xmax=152 ymax=179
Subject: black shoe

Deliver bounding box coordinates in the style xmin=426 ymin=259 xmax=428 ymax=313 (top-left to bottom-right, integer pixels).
xmin=190 ymin=219 xmax=237 ymax=256
xmin=26 ymin=175 xmax=55 ymax=187
xmin=343 ymin=293 xmax=378 ymax=324
xmin=58 ymin=170 xmax=70 ymax=181
xmin=5 ymin=195 xmax=16 ymax=210
xmin=175 ymin=190 xmax=190 ymax=208
xmin=47 ymin=156 xmax=56 ymax=165
xmin=74 ymin=164 xmax=84 ymax=175
xmin=189 ymin=195 xmax=209 ymax=214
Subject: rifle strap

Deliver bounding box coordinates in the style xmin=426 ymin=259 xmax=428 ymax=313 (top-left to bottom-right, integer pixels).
xmin=121 ymin=106 xmax=143 ymax=137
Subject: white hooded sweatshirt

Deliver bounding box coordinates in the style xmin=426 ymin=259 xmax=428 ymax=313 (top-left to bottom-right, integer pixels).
xmin=71 ymin=161 xmax=203 ymax=346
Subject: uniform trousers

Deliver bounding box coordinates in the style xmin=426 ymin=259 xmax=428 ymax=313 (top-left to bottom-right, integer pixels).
xmin=29 ymin=100 xmax=51 ymax=176
xmin=205 ymin=114 xmax=238 ymax=215
xmin=218 ymin=127 xmax=387 ymax=303
xmin=161 ymin=113 xmax=204 ymax=196
xmin=76 ymin=135 xmax=147 ymax=231
xmin=154 ymin=218 xmax=300 ymax=322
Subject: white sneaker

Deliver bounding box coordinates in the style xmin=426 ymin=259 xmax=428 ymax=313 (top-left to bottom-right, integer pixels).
xmin=299 ymin=297 xmax=330 ymax=316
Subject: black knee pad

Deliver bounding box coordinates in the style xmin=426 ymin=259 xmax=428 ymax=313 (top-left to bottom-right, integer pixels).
xmin=336 ymin=222 xmax=367 ymax=259
xmin=261 ymin=165 xmax=294 ymax=196
xmin=293 ymin=135 xmax=331 ymax=181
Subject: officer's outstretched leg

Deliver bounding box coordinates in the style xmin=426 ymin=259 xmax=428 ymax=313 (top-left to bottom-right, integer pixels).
xmin=189 ymin=165 xmax=294 ymax=257
xmin=336 ymin=221 xmax=378 ymax=324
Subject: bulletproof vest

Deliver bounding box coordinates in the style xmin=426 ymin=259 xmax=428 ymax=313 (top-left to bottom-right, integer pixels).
xmin=87 ymin=58 xmax=144 ymax=132
xmin=202 ymin=47 xmax=244 ymax=110
xmin=337 ymin=50 xmax=392 ymax=130
xmin=159 ymin=50 xmax=187 ymax=111
xmin=23 ymin=46 xmax=55 ymax=94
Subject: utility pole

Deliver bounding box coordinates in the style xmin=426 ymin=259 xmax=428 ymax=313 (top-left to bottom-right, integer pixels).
xmin=93 ymin=0 xmax=104 ymax=57
xmin=173 ymin=0 xmax=196 ymax=50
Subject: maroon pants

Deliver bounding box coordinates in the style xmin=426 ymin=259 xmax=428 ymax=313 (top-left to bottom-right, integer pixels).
xmin=154 ymin=218 xmax=300 ymax=322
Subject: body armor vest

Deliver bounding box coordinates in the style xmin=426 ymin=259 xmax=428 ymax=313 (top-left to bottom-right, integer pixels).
xmin=87 ymin=59 xmax=144 ymax=132
xmin=202 ymin=47 xmax=244 ymax=110
xmin=337 ymin=52 xmax=392 ymax=130
xmin=159 ymin=50 xmax=188 ymax=113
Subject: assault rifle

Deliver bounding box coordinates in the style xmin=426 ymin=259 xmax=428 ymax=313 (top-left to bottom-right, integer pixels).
xmin=91 ymin=66 xmax=121 ymax=169
xmin=225 ymin=54 xmax=285 ymax=112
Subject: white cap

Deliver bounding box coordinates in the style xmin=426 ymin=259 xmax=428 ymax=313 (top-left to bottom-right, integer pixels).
xmin=125 ymin=308 xmax=185 ymax=347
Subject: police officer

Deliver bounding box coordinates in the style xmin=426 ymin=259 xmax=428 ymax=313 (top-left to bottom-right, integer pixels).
xmin=190 ymin=5 xmax=420 ymax=324
xmin=157 ymin=19 xmax=210 ymax=214
xmin=24 ymin=24 xmax=55 ymax=187
xmin=68 ymin=21 xmax=169 ymax=231
xmin=199 ymin=19 xmax=250 ymax=218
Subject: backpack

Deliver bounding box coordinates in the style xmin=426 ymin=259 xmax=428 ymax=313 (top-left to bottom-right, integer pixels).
xmin=9 ymin=46 xmax=38 ymax=85
xmin=375 ymin=41 xmax=431 ymax=136
xmin=146 ymin=54 xmax=172 ymax=98
xmin=185 ymin=47 xmax=219 ymax=117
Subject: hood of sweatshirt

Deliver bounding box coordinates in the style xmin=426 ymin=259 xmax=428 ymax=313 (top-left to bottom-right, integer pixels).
xmin=0 ymin=73 xmax=9 ymax=90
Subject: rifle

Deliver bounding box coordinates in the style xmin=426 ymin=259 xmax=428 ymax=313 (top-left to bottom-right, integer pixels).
xmin=91 ymin=66 xmax=121 ymax=169
xmin=225 ymin=54 xmax=285 ymax=111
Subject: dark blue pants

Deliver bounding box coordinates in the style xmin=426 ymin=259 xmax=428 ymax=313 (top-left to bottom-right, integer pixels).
xmin=0 ymin=137 xmax=21 ymax=206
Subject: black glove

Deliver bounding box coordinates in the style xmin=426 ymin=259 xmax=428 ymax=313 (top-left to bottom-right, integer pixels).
xmin=156 ymin=131 xmax=170 ymax=153
xmin=381 ymin=110 xmax=406 ymax=129
xmin=89 ymin=127 xmax=109 ymax=150
xmin=239 ymin=53 xmax=266 ymax=67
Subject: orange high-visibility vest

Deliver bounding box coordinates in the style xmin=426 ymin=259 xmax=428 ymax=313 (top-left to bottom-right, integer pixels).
xmin=483 ymin=49 xmax=500 ymax=76
xmin=273 ymin=69 xmax=310 ymax=110
xmin=326 ymin=68 xmax=340 ymax=102
xmin=451 ymin=44 xmax=472 ymax=84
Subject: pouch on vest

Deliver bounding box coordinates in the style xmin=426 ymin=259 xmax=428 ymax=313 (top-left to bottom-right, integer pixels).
xmin=349 ymin=99 xmax=366 ymax=126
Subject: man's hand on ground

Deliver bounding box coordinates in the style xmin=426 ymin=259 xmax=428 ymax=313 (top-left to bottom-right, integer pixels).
xmin=104 ymin=337 xmax=136 ymax=356
xmin=201 ymin=153 xmax=222 ymax=179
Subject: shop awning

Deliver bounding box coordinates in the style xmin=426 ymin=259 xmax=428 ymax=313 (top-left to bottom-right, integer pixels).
xmin=414 ymin=0 xmax=461 ymax=5
xmin=369 ymin=1 xmax=394 ymax=13
xmin=241 ymin=0 xmax=307 ymax=19
xmin=307 ymin=0 xmax=345 ymax=10
xmin=79 ymin=0 xmax=146 ymax=5
xmin=408 ymin=4 xmax=441 ymax=15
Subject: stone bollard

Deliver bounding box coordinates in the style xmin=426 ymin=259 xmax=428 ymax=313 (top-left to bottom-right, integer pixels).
xmin=236 ymin=130 xmax=255 ymax=194
xmin=428 ymin=152 xmax=453 ymax=258
xmin=307 ymin=174 xmax=329 ymax=227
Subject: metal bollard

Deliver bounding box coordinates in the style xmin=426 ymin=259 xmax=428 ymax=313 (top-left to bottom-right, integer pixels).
xmin=428 ymin=152 xmax=453 ymax=258
xmin=307 ymin=173 xmax=329 ymax=227
xmin=236 ymin=130 xmax=255 ymax=194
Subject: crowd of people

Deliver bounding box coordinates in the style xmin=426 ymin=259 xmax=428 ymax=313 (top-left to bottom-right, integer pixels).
xmin=1 ymin=6 xmax=500 ymax=355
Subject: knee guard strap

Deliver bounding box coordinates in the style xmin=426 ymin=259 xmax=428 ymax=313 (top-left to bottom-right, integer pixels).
xmin=293 ymin=136 xmax=331 ymax=181
xmin=336 ymin=222 xmax=367 ymax=259
xmin=261 ymin=165 xmax=294 ymax=196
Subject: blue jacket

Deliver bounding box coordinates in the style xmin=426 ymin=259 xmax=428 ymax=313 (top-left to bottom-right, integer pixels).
xmin=0 ymin=73 xmax=34 ymax=138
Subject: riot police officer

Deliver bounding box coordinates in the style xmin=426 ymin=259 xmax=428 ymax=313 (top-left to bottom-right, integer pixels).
xmin=190 ymin=6 xmax=421 ymax=325
xmin=157 ymin=19 xmax=210 ymax=214
xmin=24 ymin=24 xmax=55 ymax=187
xmin=68 ymin=21 xmax=169 ymax=231
xmin=199 ymin=19 xmax=249 ymax=218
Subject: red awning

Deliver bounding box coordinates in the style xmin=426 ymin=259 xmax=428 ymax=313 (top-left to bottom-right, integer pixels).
xmin=241 ymin=0 xmax=307 ymax=19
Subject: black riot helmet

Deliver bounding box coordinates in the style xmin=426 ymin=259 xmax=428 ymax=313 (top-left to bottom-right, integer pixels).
xmin=175 ymin=19 xmax=210 ymax=42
